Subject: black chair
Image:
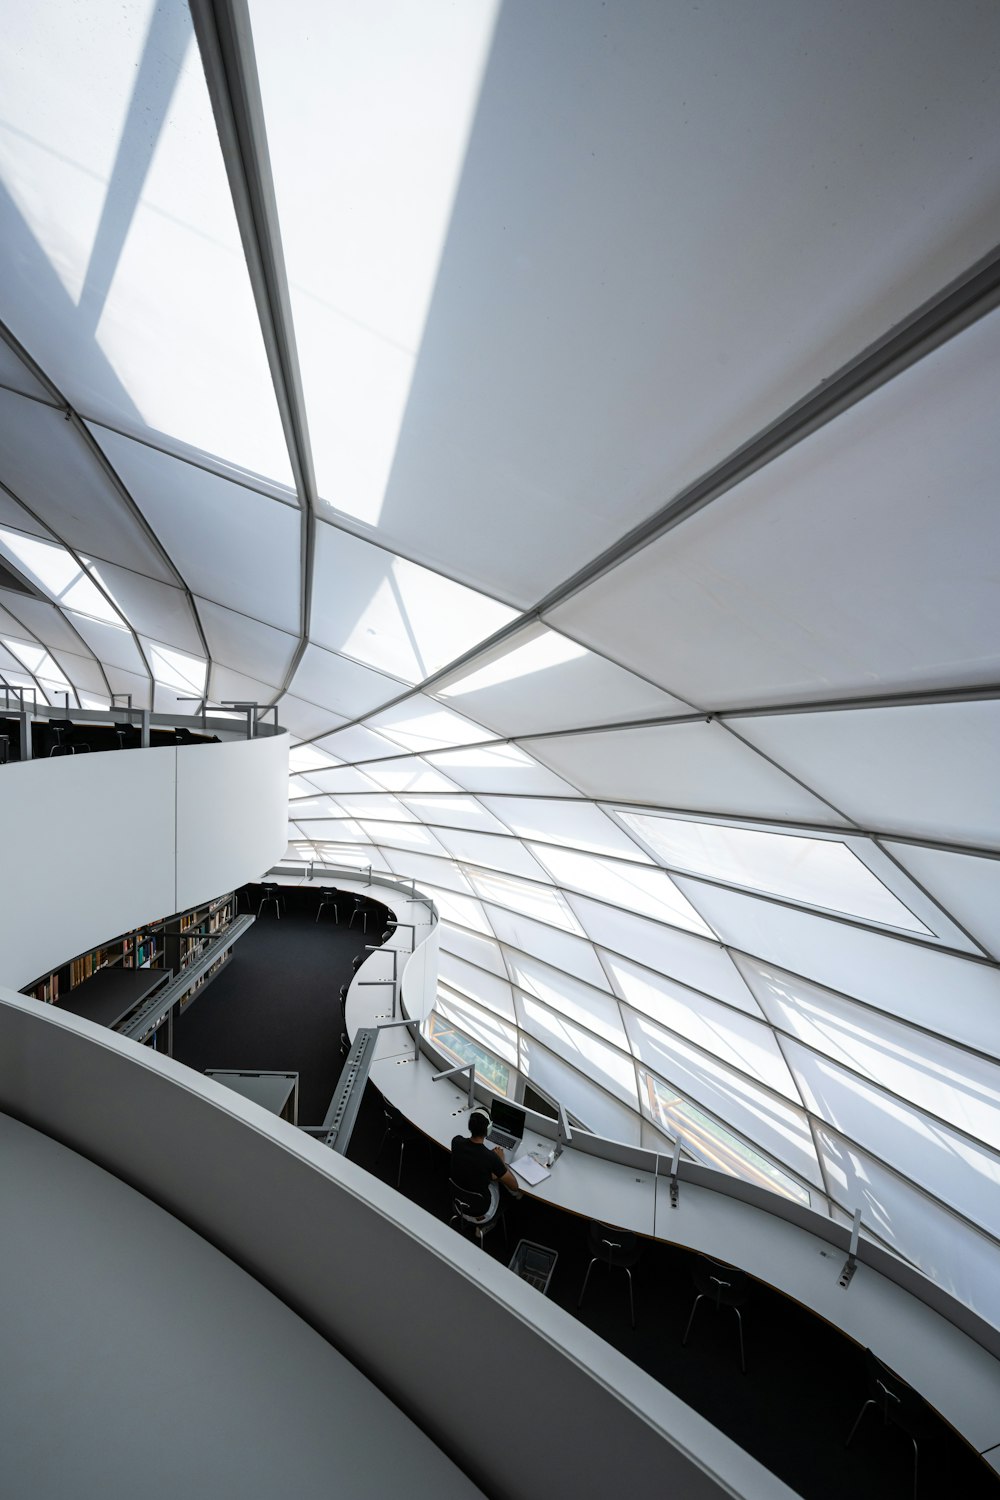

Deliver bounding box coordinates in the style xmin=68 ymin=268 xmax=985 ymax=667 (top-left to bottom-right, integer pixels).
xmin=376 ymin=1100 xmax=408 ymax=1189
xmin=845 ymin=1348 xmax=937 ymax=1499
xmin=578 ymin=1220 xmax=642 ymax=1328
xmin=315 ymin=887 xmax=340 ymax=924
xmin=114 ymin=726 xmax=140 ymax=750
xmin=682 ymin=1257 xmax=749 ymax=1373
xmin=348 ymin=895 xmax=369 ymax=934
xmin=46 ymin=718 xmax=90 ymax=756
xmin=257 ymin=882 xmax=283 ymax=919
xmin=449 ymin=1179 xmax=503 ymax=1250
xmin=0 ymin=734 xmax=9 ymax=765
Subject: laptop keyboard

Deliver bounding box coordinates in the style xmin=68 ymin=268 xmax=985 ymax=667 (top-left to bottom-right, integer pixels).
xmin=488 ymin=1129 xmax=519 ymax=1151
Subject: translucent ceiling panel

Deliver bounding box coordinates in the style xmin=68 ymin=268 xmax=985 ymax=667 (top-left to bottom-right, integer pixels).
xmin=796 ymin=1054 xmax=1000 ymax=1240
xmin=329 ymin=794 xmax=417 ymax=824
xmin=209 ymin=665 xmax=280 ymax=708
xmin=67 ymin=613 xmax=145 ymax=674
xmin=0 ymin=490 xmax=47 ymax=536
xmin=550 ymin=309 xmax=1000 ymax=708
xmin=0 ymin=530 xmax=126 ymax=628
xmin=518 ymin=1039 xmax=640 ymax=1146
xmin=426 ymin=744 xmax=581 ymax=796
xmin=677 ymin=877 xmax=1000 ymax=1056
xmin=413 ymin=882 xmax=494 ymax=936
xmin=740 ymin=957 xmax=1000 ymax=1152
xmin=95 ymin=427 xmax=301 ymax=632
xmin=818 ymin=1129 xmax=999 ymax=1328
xmin=288 ymin=743 xmax=341 ymax=776
xmin=0 ymin=390 xmax=170 ymax=578
xmin=143 ymin=639 xmax=206 ymax=702
xmin=277 ymin=696 xmax=347 ymax=741
xmin=536 ymin=847 xmax=715 ymax=938
xmin=0 ymin=595 xmax=94 ymax=656
xmin=315 ymin=723 xmax=407 ymax=764
xmin=507 ymin=957 xmax=627 ymax=1050
xmin=438 ymin=953 xmax=515 ymax=1021
xmin=355 ymin=822 xmax=448 ymax=855
xmin=737 ymin=700 xmax=1000 ymax=846
xmin=250 ymin=0 xmax=498 ymax=527
xmin=483 ymin=797 xmax=653 ymax=860
xmin=301 ymin=766 xmax=384 ymax=794
xmin=0 ymin=336 xmax=49 ymax=400
xmin=0 ymin=1 xmax=293 ymax=486
xmin=465 ymin=870 xmax=584 ymax=934
xmin=311 ymin=525 xmax=516 ymax=682
xmin=86 ymin=560 xmax=202 ymax=656
xmin=885 ymin=843 xmax=1000 ymax=961
xmin=525 ymin=721 xmax=842 ymax=822
xmin=605 ymin=954 xmax=799 ymax=1101
xmin=482 ymin=905 xmax=612 ymax=991
xmin=365 ymin=759 xmax=461 ymax=794
xmin=196 ymin=600 xmax=296 ymax=688
xmin=377 ymin=849 xmax=475 ymax=896
xmin=625 ymin=1010 xmax=821 ymax=1187
xmin=401 ymin=794 xmax=510 ymax=834
xmin=438 ymin=927 xmax=508 ymax=978
xmin=518 ymin=996 xmax=638 ymax=1110
xmin=435 ymin=991 xmax=518 ymax=1068
xmin=104 ymin=665 xmax=151 ymax=709
xmin=570 ymin=898 xmax=760 ymax=1014
xmin=366 ymin=698 xmax=494 ymax=753
xmin=435 ymin=830 xmax=552 ymax=882
xmin=292 ymin=818 xmax=370 ymax=845
xmin=618 ymin=810 xmax=929 ymax=933
xmin=434 ymin=622 xmax=688 ymax=734
xmin=287 ymin=644 xmax=402 ymax=721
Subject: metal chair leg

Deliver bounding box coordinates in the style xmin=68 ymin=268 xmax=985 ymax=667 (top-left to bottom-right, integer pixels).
xmin=911 ymin=1436 xmax=919 ymax=1500
xmin=682 ymin=1292 xmax=705 ymax=1345
xmin=733 ymin=1306 xmax=746 ymax=1373
xmin=845 ymin=1398 xmax=877 ymax=1447
xmin=625 ymin=1266 xmax=636 ymax=1329
xmin=578 ymin=1256 xmax=598 ymax=1308
xmin=396 ymin=1138 xmax=404 ymax=1191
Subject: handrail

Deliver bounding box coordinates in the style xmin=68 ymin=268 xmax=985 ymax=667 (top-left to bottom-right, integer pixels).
xmin=0 ymin=703 xmax=285 ymax=759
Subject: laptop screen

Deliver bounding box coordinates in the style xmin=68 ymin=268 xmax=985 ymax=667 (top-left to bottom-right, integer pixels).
xmin=491 ymin=1099 xmax=526 ymax=1136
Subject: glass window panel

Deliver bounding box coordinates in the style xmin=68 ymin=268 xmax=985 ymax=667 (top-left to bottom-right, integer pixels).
xmin=311 ymin=525 xmax=516 ymax=683
xmin=377 ymin=849 xmax=475 ymax=895
xmin=482 ymin=797 xmax=653 ymax=860
xmin=434 ymin=828 xmax=551 ymax=880
xmin=465 ymin=869 xmax=584 ymax=934
xmin=605 ymin=954 xmax=799 ymax=1100
xmin=739 ymin=956 xmax=1000 ymax=1152
xmin=366 ymin=697 xmax=494 ymax=752
xmin=277 ymin=695 xmax=347 ymax=741
xmin=518 ymin=995 xmax=638 ymax=1108
xmin=144 ymin=640 xmax=206 ymax=697
xmin=481 ymin=905 xmax=612 ymax=991
xmin=400 ymin=794 xmax=511 ymax=833
xmin=818 ymin=1128 xmax=1000 ymax=1329
xmin=507 ymin=956 xmax=627 ymax=1048
xmin=672 ymin=876 xmax=1000 ymax=1056
xmin=737 ymin=700 xmax=1000 ymax=847
xmin=315 ymin=723 xmax=406 ymax=764
xmin=637 ymin=1069 xmax=810 ymax=1204
xmin=287 ymin=797 xmax=336 ymax=821
xmin=426 ymin=743 xmax=581 ymax=795
xmin=300 ymin=766 xmax=384 ymax=793
xmin=365 ymin=758 xmax=461 ymax=793
xmin=789 ymin=1044 xmax=1000 ymax=1238
xmin=534 ymin=845 xmax=714 ymax=937
xmin=424 ymin=1009 xmax=513 ymax=1096
xmin=434 ymin=990 xmax=518 ymax=1068
xmin=884 ymin=842 xmax=1000 ymax=962
xmin=416 ymin=883 xmax=493 ymax=936
xmin=291 ymin=818 xmax=370 ymax=845
xmin=438 ymin=927 xmax=508 ymax=978
xmin=624 ymin=1011 xmax=821 ymax=1186
xmin=288 ymin=744 xmax=341 ymax=775
xmin=618 ymin=810 xmax=929 ymax=933
xmin=0 ymin=530 xmax=125 ymax=627
xmin=524 ymin=720 xmax=840 ymax=822
xmin=438 ymin=954 xmax=515 ymax=1021
xmin=434 ymin=621 xmax=685 ymax=734
xmin=518 ymin=1038 xmax=641 ymax=1145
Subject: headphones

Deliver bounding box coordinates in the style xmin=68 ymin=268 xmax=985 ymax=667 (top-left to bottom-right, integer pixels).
xmin=469 ymin=1108 xmax=492 ymax=1137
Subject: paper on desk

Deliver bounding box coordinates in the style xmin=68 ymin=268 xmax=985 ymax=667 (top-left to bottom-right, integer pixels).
xmin=511 ymin=1153 xmax=551 ymax=1186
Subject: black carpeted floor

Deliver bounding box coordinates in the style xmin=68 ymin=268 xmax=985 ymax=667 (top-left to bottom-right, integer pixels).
xmin=173 ymin=895 xmax=1000 ymax=1500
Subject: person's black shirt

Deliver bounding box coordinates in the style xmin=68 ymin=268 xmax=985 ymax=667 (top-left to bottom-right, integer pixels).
xmin=451 ymin=1135 xmax=505 ymax=1212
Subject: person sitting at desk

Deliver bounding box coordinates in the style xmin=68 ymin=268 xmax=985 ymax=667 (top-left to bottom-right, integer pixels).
xmin=450 ymin=1111 xmax=522 ymax=1222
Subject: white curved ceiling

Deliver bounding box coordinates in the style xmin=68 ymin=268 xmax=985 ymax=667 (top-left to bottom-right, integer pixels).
xmin=1 ymin=0 xmax=998 ymax=1326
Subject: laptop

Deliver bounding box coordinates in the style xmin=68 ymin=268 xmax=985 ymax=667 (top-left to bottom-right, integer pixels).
xmin=484 ymin=1099 xmax=526 ymax=1156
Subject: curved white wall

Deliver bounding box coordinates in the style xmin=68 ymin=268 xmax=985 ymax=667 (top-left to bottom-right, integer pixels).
xmin=0 ymin=731 xmax=289 ymax=989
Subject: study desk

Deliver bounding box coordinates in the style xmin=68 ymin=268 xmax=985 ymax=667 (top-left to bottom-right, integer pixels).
xmin=348 ymin=954 xmax=1000 ymax=1463
xmin=58 ymin=966 xmax=166 ymax=1030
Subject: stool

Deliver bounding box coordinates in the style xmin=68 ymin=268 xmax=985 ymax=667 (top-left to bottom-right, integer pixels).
xmin=348 ymin=895 xmax=368 ymax=934
xmin=257 ymin=882 xmax=284 ymax=919
xmin=315 ymin=887 xmax=340 ymax=924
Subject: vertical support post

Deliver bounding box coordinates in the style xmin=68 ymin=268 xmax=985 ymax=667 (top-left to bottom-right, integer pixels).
xmin=19 ymin=709 xmax=31 ymax=760
xmin=139 ymin=709 xmax=151 ymax=749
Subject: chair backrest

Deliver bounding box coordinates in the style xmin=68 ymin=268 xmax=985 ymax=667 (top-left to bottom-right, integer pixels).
xmin=864 ymin=1350 xmax=935 ymax=1440
xmin=589 ymin=1220 xmax=638 ymax=1264
xmin=449 ymin=1178 xmax=489 ymax=1219
xmin=693 ymin=1258 xmax=747 ymax=1305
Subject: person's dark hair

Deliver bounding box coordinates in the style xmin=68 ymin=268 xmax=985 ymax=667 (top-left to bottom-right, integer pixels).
xmin=469 ymin=1111 xmax=491 ymax=1139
